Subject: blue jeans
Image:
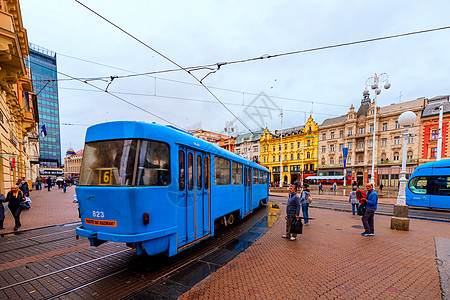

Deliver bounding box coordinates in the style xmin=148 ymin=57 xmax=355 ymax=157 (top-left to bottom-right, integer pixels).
xmin=351 ymin=203 xmax=359 ymax=215
xmin=302 ymin=203 xmax=309 ymax=224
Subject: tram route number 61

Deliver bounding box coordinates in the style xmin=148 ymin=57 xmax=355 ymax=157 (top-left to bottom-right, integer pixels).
xmin=93 ymin=211 xmax=105 ymax=218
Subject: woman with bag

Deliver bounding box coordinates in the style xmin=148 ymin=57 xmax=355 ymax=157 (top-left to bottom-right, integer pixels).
xmin=348 ymin=187 xmax=359 ymax=215
xmin=300 ymin=183 xmax=311 ymax=225
xmin=282 ymin=185 xmax=301 ymax=241
xmin=7 ymin=185 xmax=25 ymax=231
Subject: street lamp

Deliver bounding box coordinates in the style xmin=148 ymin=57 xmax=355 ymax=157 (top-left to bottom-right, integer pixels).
xmin=391 ymin=111 xmax=415 ymax=231
xmin=364 ymin=73 xmax=391 ymax=185
xmin=224 ymin=121 xmax=235 ymax=152
xmin=299 ymin=146 xmax=306 ymax=186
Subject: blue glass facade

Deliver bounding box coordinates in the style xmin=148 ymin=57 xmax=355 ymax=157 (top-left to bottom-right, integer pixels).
xmin=28 ymin=43 xmax=62 ymax=167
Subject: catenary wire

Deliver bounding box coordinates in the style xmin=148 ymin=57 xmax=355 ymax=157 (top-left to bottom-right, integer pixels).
xmin=75 ymin=0 xmax=254 ymax=133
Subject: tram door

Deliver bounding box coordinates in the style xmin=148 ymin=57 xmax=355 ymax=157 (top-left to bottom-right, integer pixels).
xmin=244 ymin=166 xmax=252 ymax=215
xmin=177 ymin=147 xmax=210 ymax=249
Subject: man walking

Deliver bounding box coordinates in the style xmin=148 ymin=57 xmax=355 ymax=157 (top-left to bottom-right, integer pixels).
xmin=361 ymin=183 xmax=378 ymax=236
xmin=282 ymin=185 xmax=301 ymax=241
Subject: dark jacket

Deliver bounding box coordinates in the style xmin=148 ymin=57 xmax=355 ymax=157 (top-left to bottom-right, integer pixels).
xmin=286 ymin=192 xmax=301 ymax=217
xmin=19 ymin=181 xmax=29 ymax=196
xmin=0 ymin=193 xmax=6 ymax=220
xmin=7 ymin=190 xmax=24 ymax=210
xmin=366 ymin=190 xmax=378 ymax=211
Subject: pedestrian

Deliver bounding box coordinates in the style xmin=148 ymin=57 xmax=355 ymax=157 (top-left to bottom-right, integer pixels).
xmin=318 ymin=182 xmax=323 ymax=194
xmin=46 ymin=177 xmax=52 ymax=191
xmin=62 ymin=178 xmax=67 ymax=193
xmin=0 ymin=192 xmax=7 ymax=229
xmin=282 ymin=185 xmax=301 ymax=241
xmin=35 ymin=177 xmax=42 ymax=190
xmin=361 ymin=183 xmax=378 ymax=236
xmin=294 ymin=179 xmax=299 ymax=191
xmin=352 ymin=179 xmax=357 ymax=189
xmin=7 ymin=185 xmax=25 ymax=231
xmin=300 ymin=183 xmax=311 ymax=225
xmin=379 ymin=183 xmax=383 ymax=191
xmin=19 ymin=177 xmax=30 ymax=197
xmin=333 ymin=182 xmax=337 ymax=194
xmin=348 ymin=187 xmax=359 ymax=215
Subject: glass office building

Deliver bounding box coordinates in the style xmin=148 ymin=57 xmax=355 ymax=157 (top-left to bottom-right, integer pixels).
xmin=28 ymin=43 xmax=62 ymax=167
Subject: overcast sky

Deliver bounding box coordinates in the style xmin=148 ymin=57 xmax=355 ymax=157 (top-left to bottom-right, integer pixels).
xmin=20 ymin=0 xmax=450 ymax=156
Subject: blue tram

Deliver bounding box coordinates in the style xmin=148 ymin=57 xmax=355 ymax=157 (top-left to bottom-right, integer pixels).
xmin=406 ymin=159 xmax=450 ymax=209
xmin=75 ymin=121 xmax=269 ymax=256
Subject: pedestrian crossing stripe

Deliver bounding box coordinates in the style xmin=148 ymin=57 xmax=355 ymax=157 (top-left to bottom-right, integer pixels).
xmin=85 ymin=218 xmax=117 ymax=227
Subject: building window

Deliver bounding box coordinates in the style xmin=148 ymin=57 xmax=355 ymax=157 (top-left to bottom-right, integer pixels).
xmin=307 ymin=140 xmax=310 ymax=146
xmin=291 ymin=143 xmax=294 ymax=149
xmin=359 ymin=127 xmax=365 ymax=134
xmin=408 ymin=136 xmax=414 ymax=144
xmin=298 ymin=142 xmax=300 ymax=148
xmin=369 ymin=124 xmax=374 ymax=133
xmin=431 ymin=147 xmax=437 ymax=158
xmin=394 ymin=137 xmax=400 ymax=145
xmin=431 ymin=130 xmax=439 ymax=139
xmin=381 ymin=139 xmax=387 ymax=147
xmin=279 ymin=145 xmax=281 ymax=150
xmin=322 ymin=133 xmax=326 ymax=140
xmin=331 ymin=132 xmax=335 ymax=139
xmin=307 ymin=152 xmax=310 ymax=159
xmin=347 ymin=157 xmax=351 ymax=164
xmin=290 ymin=154 xmax=293 ymax=160
xmin=330 ymin=145 xmax=335 ymax=152
xmin=283 ymin=166 xmax=288 ymax=172
xmin=407 ymin=154 xmax=413 ymax=160
xmin=285 ymin=144 xmax=287 ymax=150
xmin=253 ymin=145 xmax=258 ymax=152
xmin=273 ymin=146 xmax=275 ymax=151
xmin=340 ymin=131 xmax=344 ymax=138
xmin=279 ymin=155 xmax=281 ymax=161
xmin=263 ymin=147 xmax=266 ymax=152
xmin=263 ymin=157 xmax=266 ymax=163
xmin=310 ymin=164 xmax=314 ymax=171
xmin=348 ymin=142 xmax=352 ymax=150
xmin=369 ymin=140 xmax=373 ymax=147
xmin=382 ymin=123 xmax=387 ymax=131
xmin=395 ymin=121 xmax=400 ymax=129
xmin=273 ymin=156 xmax=275 ymax=162
xmin=297 ymin=153 xmax=300 ymax=159
xmin=339 ymin=144 xmax=343 ymax=151
xmin=348 ymin=129 xmax=353 ymax=136
xmin=322 ymin=147 xmax=326 ymax=153
xmin=393 ymin=153 xmax=400 ymax=161
xmin=330 ymin=158 xmax=334 ymax=164
xmin=284 ymin=155 xmax=287 ymax=161
xmin=359 ymin=141 xmax=364 ymax=148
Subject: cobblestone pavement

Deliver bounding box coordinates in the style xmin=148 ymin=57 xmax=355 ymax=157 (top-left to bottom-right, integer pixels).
xmin=180 ymin=205 xmax=450 ymax=299
xmin=1 ymin=185 xmax=79 ymax=234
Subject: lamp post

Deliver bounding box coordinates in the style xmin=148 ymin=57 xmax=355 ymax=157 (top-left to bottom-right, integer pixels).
xmin=299 ymin=146 xmax=306 ymax=186
xmin=224 ymin=121 xmax=235 ymax=152
xmin=391 ymin=111 xmax=416 ymax=231
xmin=364 ymin=73 xmax=391 ymax=185
xmin=280 ymin=109 xmax=283 ymax=187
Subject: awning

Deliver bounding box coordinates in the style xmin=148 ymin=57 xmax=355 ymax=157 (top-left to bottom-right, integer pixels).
xmin=305 ymin=175 xmax=344 ymax=180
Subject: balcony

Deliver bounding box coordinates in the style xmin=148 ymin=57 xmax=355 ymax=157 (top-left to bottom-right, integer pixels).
xmin=355 ymin=148 xmax=365 ymax=152
xmin=392 ymin=144 xmax=402 ymax=149
xmin=318 ymin=163 xmax=344 ymax=169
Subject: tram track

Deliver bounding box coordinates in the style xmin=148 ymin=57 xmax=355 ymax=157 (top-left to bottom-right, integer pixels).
xmin=0 ymin=205 xmax=275 ymax=300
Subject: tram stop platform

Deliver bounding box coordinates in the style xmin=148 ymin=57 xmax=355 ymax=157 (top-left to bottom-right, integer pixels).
xmin=1 ymin=186 xmax=449 ymax=299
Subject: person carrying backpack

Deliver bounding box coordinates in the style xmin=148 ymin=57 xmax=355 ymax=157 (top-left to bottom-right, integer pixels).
xmin=300 ymin=183 xmax=312 ymax=225
xmin=348 ymin=187 xmax=359 ymax=215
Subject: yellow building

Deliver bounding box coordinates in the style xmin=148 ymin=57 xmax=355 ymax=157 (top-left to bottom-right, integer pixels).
xmin=0 ymin=0 xmax=39 ymax=194
xmin=260 ymin=116 xmax=319 ymax=185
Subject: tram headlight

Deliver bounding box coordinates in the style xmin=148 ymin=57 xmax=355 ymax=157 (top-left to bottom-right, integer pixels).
xmin=143 ymin=212 xmax=149 ymax=225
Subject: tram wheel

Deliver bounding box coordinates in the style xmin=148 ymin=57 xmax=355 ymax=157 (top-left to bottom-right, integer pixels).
xmin=227 ymin=213 xmax=235 ymax=225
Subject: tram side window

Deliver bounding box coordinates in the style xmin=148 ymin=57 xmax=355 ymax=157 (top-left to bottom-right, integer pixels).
xmin=232 ymin=162 xmax=243 ymax=185
xmin=431 ymin=176 xmax=450 ymax=196
xmin=136 ymin=140 xmax=170 ymax=186
xmin=253 ymin=168 xmax=258 ymax=184
xmin=408 ymin=177 xmax=427 ymax=194
xmin=204 ymin=156 xmax=209 ymax=189
xmin=259 ymin=170 xmax=264 ymax=184
xmin=197 ymin=155 xmax=202 ymax=190
xmin=214 ymin=157 xmax=230 ymax=185
xmin=263 ymin=171 xmax=267 ymax=184
xmin=179 ymin=151 xmax=185 ymax=191
xmin=188 ymin=153 xmax=193 ymax=190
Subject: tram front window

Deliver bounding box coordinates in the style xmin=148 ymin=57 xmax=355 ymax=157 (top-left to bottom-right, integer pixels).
xmin=80 ymin=139 xmax=138 ymax=186
xmin=408 ymin=176 xmax=427 ymax=194
xmin=136 ymin=140 xmax=170 ymax=186
xmin=79 ymin=139 xmax=170 ymax=186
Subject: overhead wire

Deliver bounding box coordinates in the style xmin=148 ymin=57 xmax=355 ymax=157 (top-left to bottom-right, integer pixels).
xmin=75 ymin=0 xmax=254 ymax=133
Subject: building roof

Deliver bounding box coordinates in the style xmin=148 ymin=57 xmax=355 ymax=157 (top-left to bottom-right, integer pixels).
xmin=272 ymin=125 xmax=305 ymax=138
xmin=235 ymin=130 xmax=263 ymax=144
xmin=379 ymin=98 xmax=425 ymax=115
xmin=421 ymin=95 xmax=450 ymax=118
xmin=75 ymin=149 xmax=84 ymax=155
xmin=320 ymin=115 xmax=346 ymax=127
xmin=356 ymin=94 xmax=371 ymax=117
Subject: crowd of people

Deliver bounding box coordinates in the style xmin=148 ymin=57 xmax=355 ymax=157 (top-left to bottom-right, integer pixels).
xmin=284 ymin=181 xmax=379 ymax=240
xmin=0 ymin=176 xmax=77 ymax=231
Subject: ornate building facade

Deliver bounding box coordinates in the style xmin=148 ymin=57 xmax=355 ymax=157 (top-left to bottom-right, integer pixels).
xmin=318 ymin=95 xmax=424 ymax=186
xmin=420 ymin=95 xmax=450 ymax=163
xmin=0 ymin=0 xmax=39 ymax=194
xmin=234 ymin=130 xmax=263 ymax=163
xmin=64 ymin=148 xmax=83 ymax=179
xmin=260 ymin=116 xmax=318 ymax=184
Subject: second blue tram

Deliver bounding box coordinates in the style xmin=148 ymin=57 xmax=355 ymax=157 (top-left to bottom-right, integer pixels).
xmin=75 ymin=121 xmax=269 ymax=256
xmin=406 ymin=159 xmax=450 ymax=209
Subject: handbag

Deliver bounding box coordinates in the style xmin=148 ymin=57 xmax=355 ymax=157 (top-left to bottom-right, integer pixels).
xmin=290 ymin=218 xmax=303 ymax=234
xmin=357 ymin=204 xmax=366 ymax=216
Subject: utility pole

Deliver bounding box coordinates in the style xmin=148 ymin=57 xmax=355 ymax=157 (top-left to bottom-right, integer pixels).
xmin=280 ymin=109 xmax=283 ymax=187
xmin=437 ymin=105 xmax=443 ymax=160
